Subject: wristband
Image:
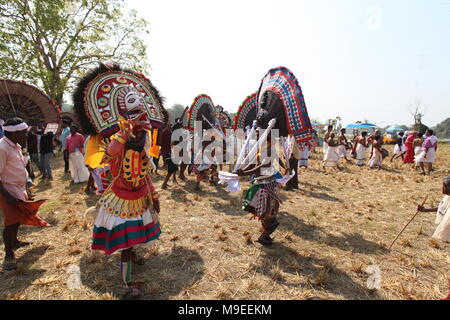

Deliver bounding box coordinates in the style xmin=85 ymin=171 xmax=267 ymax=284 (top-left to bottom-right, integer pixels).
xmin=113 ymin=135 xmax=127 ymax=145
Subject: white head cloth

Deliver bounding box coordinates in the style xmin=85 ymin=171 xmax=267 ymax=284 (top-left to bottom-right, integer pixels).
xmin=3 ymin=122 xmax=29 ymax=132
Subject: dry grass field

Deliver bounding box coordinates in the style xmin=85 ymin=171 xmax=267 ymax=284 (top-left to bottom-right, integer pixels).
xmin=0 ymin=143 xmax=449 ymax=300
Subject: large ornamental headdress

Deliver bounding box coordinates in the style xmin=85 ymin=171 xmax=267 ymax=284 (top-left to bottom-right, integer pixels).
xmin=214 ymin=105 xmax=232 ymax=130
xmin=186 ymin=94 xmax=215 ymax=131
xmin=0 ymin=79 xmax=59 ymax=126
xmin=73 ymin=63 xmax=165 ymax=138
xmin=256 ymin=66 xmax=312 ymax=144
xmin=234 ymin=92 xmax=258 ymax=130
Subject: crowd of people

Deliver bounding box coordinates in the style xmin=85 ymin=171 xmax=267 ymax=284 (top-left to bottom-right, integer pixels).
xmin=0 ymin=114 xmax=448 ymax=300
xmin=321 ymin=125 xmax=439 ymax=174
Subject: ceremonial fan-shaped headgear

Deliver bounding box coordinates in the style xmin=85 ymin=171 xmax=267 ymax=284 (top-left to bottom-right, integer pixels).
xmin=73 ymin=63 xmax=165 ymax=138
xmin=215 ymin=105 xmax=232 ymax=130
xmin=186 ymin=94 xmax=215 ymax=131
xmin=256 ymin=66 xmax=312 ymax=144
xmin=234 ymin=92 xmax=258 ymax=130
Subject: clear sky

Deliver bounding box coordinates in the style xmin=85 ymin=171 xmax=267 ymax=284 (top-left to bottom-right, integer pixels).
xmin=126 ymin=0 xmax=450 ymax=127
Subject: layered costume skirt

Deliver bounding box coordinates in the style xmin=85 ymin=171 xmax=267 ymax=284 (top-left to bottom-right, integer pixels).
xmin=242 ymin=181 xmax=281 ymax=219
xmin=92 ymin=194 xmax=161 ymax=255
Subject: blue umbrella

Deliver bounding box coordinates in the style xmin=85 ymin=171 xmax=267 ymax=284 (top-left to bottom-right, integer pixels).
xmin=346 ymin=123 xmax=378 ymax=129
xmin=385 ymin=125 xmax=404 ymax=133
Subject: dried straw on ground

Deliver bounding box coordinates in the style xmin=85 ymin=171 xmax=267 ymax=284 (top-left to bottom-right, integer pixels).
xmin=0 ymin=144 xmax=449 ymax=300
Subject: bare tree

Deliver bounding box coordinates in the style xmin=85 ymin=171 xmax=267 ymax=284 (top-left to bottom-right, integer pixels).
xmin=408 ymin=98 xmax=429 ymax=133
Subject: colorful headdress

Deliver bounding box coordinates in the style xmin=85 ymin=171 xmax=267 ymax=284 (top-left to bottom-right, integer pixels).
xmin=257 ymin=66 xmax=312 ymax=144
xmin=215 ymin=105 xmax=232 ymax=130
xmin=180 ymin=106 xmax=190 ymax=129
xmin=73 ymin=63 xmax=165 ymax=138
xmin=234 ymin=92 xmax=258 ymax=130
xmin=187 ymin=94 xmax=215 ymax=131
xmin=0 ymin=79 xmax=59 ymax=126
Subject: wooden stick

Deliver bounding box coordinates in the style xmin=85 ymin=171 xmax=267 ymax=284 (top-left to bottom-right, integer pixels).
xmin=389 ymin=195 xmax=429 ymax=250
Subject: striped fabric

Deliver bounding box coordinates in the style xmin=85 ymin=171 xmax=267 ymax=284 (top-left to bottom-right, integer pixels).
xmin=257 ymin=66 xmax=313 ymax=145
xmin=92 ymin=220 xmax=161 ymax=255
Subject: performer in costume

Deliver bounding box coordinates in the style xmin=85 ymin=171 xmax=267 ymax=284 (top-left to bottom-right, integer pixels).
xmin=72 ymin=63 xmax=166 ymax=299
xmin=238 ymin=66 xmax=313 ymax=245
xmin=237 ymin=134 xmax=286 ymax=245
xmin=186 ymin=95 xmax=222 ymax=191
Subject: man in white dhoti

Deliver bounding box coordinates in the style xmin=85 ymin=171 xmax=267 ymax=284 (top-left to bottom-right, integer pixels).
xmin=390 ymin=131 xmax=405 ymax=162
xmin=418 ymin=176 xmax=450 ymax=299
xmin=416 ymin=130 xmax=438 ymax=175
xmin=368 ymin=136 xmax=383 ymax=170
xmin=298 ymin=141 xmax=311 ymax=168
xmin=323 ymin=133 xmax=340 ymax=169
xmin=355 ymin=132 xmax=368 ymax=166
xmin=322 ymin=125 xmax=333 ymax=157
xmin=337 ymin=128 xmax=351 ymax=164
xmin=65 ymin=125 xmax=90 ymax=184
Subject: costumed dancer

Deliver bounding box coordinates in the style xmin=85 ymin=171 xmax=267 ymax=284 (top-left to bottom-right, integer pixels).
xmin=185 ymin=94 xmax=221 ymax=190
xmin=237 ymin=132 xmax=286 ymax=245
xmin=73 ymin=63 xmax=166 ymax=299
xmin=237 ymin=66 xmax=313 ymax=245
xmin=417 ymin=176 xmax=450 ymax=300
xmin=0 ymin=118 xmax=48 ymax=271
xmin=93 ymin=113 xmax=161 ymax=299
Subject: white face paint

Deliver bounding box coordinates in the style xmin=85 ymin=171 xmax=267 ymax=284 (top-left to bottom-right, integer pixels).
xmin=125 ymin=91 xmax=143 ymax=112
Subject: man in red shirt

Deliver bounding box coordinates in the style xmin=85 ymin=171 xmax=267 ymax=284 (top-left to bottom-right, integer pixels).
xmin=65 ymin=125 xmax=90 ymax=183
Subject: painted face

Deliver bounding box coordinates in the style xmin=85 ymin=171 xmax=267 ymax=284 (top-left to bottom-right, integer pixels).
xmin=125 ymin=92 xmax=143 ymax=111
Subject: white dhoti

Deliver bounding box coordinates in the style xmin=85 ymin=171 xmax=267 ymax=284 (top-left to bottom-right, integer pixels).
xmin=433 ymin=196 xmax=450 ymax=242
xmin=322 ymin=142 xmax=329 ymax=157
xmin=299 ymin=146 xmax=310 ymax=167
xmin=355 ymin=144 xmax=367 ymax=166
xmin=337 ymin=145 xmax=348 ymax=158
xmin=416 ymin=148 xmax=436 ymax=164
xmin=393 ymin=144 xmax=405 ymax=155
xmin=323 ymin=146 xmax=339 ymax=167
xmin=69 ymin=151 xmax=90 ymax=183
xmin=368 ymin=149 xmax=383 ymax=168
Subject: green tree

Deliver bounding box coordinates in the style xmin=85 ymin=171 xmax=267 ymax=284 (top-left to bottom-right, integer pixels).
xmin=0 ymin=0 xmax=149 ymax=106
xmin=326 ymin=116 xmax=343 ymax=131
xmin=167 ymin=104 xmax=186 ymax=125
xmin=432 ymin=118 xmax=450 ymax=138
